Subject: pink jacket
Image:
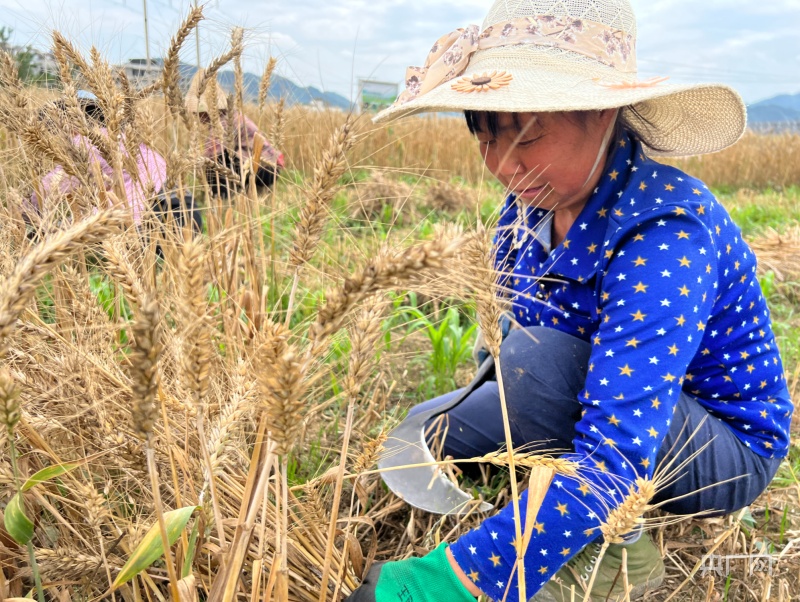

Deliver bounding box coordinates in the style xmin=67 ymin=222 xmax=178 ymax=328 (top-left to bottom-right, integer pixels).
xmin=31 ymin=131 xmax=168 ymax=224
xmin=203 ymin=112 xmax=285 ymax=169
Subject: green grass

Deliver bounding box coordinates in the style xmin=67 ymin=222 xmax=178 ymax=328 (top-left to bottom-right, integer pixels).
xmin=714 ymin=186 xmax=800 ymax=237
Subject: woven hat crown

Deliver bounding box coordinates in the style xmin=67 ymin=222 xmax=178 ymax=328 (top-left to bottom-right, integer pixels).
xmin=482 ymin=0 xmax=636 ymax=38
xmin=373 ymin=0 xmax=746 ymax=157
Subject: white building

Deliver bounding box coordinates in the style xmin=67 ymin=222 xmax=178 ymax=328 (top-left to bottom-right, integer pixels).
xmin=118 ymin=58 xmax=162 ymax=89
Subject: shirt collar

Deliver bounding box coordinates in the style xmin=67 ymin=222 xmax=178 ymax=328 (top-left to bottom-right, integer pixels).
xmin=533 ymin=132 xmax=639 ymax=282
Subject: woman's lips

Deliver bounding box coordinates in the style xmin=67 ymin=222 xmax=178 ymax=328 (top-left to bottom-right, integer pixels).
xmin=515 ymin=185 xmax=546 ymax=199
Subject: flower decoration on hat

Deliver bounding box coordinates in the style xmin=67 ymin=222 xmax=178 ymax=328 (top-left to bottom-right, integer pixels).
xmin=395 ymin=25 xmax=481 ymax=105
xmin=452 ymin=71 xmax=514 ymax=93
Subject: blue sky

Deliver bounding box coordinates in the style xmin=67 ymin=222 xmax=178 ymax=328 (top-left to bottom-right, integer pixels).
xmin=2 ymin=0 xmax=798 ymax=104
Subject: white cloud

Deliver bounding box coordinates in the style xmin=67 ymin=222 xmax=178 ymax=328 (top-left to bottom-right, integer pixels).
xmin=1 ymin=0 xmax=797 ymax=102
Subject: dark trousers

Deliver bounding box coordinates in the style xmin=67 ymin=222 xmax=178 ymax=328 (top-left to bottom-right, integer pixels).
xmin=411 ymin=327 xmax=782 ymax=515
xmin=205 ymin=151 xmax=276 ymax=198
xmin=153 ymin=191 xmax=203 ymax=234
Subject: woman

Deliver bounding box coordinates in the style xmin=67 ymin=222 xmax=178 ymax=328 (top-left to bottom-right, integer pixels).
xmin=184 ymin=70 xmax=285 ymax=198
xmin=29 ymin=91 xmax=201 ymax=234
xmin=347 ymin=1 xmax=793 ymax=601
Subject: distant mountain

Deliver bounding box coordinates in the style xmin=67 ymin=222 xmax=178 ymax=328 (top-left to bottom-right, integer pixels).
xmin=747 ymin=93 xmax=800 ymax=125
xmin=174 ymin=63 xmax=352 ymax=110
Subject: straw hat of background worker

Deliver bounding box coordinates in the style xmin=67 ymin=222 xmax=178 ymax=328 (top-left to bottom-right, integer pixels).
xmin=185 ymin=69 xmax=228 ymax=114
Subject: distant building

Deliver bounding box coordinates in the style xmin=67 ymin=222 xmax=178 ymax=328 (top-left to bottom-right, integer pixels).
xmin=28 ymin=49 xmax=58 ymax=78
xmin=118 ymin=58 xmax=162 ymax=89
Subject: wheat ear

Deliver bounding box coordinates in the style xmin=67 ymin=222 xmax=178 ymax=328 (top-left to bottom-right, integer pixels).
xmin=458 ymin=222 xmax=530 ymax=599
xmin=0 ymin=211 xmax=124 ymax=358
xmin=0 ymin=51 xmax=28 ymax=110
xmin=259 ymin=57 xmax=278 ymax=111
xmin=128 ymin=293 xmax=182 ymax=600
xmin=196 ymin=41 xmax=243 ymax=100
xmin=284 ymin=116 xmax=357 ymax=321
xmin=177 ymin=238 xmax=227 ymax=549
xmin=581 ymin=478 xmax=657 ymax=599
xmin=309 ymin=234 xmax=462 ymax=352
xmin=288 ymin=115 xmax=357 ymax=269
xmin=162 ymin=6 xmax=204 ymax=120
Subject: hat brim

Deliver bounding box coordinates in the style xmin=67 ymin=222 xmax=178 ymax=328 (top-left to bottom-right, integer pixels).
xmin=375 ymin=52 xmax=746 ymax=157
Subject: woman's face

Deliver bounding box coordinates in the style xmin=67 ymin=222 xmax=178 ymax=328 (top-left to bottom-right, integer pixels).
xmin=475 ymin=110 xmax=616 ymax=213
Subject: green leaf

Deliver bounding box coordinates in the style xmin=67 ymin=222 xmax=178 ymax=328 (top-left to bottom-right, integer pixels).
xmin=21 ymin=463 xmax=80 ymax=493
xmin=4 ymin=492 xmax=34 ymax=545
xmin=181 ymin=519 xmax=200 ymax=578
xmin=112 ymin=506 xmax=199 ymax=590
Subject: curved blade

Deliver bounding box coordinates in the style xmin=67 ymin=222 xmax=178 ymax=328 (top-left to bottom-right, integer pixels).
xmin=378 ymin=358 xmax=495 ymax=515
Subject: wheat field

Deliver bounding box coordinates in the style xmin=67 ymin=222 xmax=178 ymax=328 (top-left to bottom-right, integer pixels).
xmin=0 ymin=9 xmax=799 ymax=602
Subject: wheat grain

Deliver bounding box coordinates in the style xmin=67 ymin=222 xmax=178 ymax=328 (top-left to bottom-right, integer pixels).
xmin=259 ymin=57 xmax=278 ymax=112
xmin=0 ymin=211 xmax=124 ymax=358
xmin=128 ymin=293 xmax=162 ymax=440
xmin=288 ymin=115 xmax=357 ymax=269
xmin=162 ymin=6 xmax=204 ymax=120
xmin=309 ymin=234 xmax=462 ymax=348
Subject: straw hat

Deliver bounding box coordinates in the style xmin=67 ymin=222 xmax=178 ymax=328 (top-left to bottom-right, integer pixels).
xmin=185 ymin=69 xmax=228 ymax=113
xmin=374 ymin=0 xmax=746 ymax=157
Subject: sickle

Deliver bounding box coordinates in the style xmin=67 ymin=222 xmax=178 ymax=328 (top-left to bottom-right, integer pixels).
xmin=377 ymin=356 xmax=496 ymax=514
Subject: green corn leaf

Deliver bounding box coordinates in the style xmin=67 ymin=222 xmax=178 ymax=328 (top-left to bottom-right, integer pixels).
xmin=21 ymin=463 xmax=80 ymax=492
xmin=3 ymin=462 xmax=81 ymax=545
xmin=112 ymin=506 xmax=199 ymax=590
xmin=181 ymin=519 xmax=200 ymax=578
xmin=4 ymin=492 xmax=34 ymax=545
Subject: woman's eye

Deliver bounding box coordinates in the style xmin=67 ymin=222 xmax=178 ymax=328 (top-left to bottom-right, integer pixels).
xmin=517 ymin=137 xmax=539 ymax=147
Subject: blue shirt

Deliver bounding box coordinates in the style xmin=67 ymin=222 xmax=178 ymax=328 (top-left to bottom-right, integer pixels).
xmin=450 ymin=133 xmax=792 ymax=600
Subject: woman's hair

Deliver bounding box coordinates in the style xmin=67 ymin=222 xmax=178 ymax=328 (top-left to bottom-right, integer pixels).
xmin=80 ymin=100 xmax=106 ymax=126
xmin=464 ymin=107 xmax=667 ymax=153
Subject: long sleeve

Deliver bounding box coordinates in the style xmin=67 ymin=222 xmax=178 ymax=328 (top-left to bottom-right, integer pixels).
xmin=450 ymin=209 xmax=718 ymax=600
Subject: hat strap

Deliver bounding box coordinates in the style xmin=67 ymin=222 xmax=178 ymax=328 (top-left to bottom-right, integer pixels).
xmin=397 ymin=16 xmax=636 ymax=106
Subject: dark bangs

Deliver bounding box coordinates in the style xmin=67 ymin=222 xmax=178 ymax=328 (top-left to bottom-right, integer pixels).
xmin=465 ymin=111 xmax=525 ymax=138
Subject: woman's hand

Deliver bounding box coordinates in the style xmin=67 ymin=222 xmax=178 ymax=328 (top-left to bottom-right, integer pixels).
xmin=345 ymin=543 xmax=480 ymax=601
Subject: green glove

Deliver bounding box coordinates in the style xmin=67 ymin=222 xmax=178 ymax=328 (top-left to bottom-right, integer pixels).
xmin=345 ymin=543 xmax=476 ymax=602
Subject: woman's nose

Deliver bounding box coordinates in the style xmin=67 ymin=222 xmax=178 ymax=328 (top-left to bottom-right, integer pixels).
xmin=494 ymin=143 xmax=525 ymax=178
